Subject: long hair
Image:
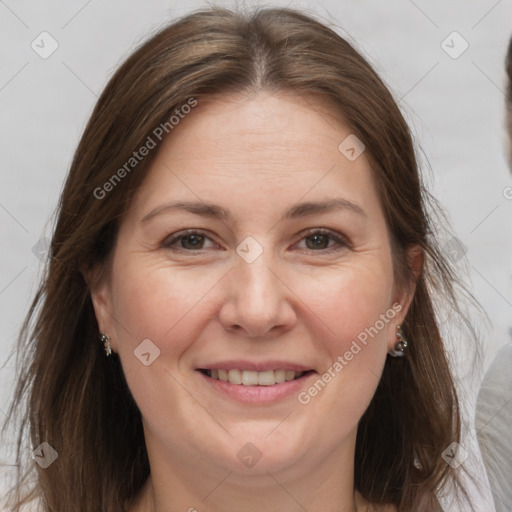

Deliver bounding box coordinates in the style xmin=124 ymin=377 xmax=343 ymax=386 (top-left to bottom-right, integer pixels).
xmin=506 ymin=36 xmax=512 ymax=164
xmin=507 ymin=36 xmax=512 ymax=105
xmin=2 ymin=7 xmax=478 ymax=511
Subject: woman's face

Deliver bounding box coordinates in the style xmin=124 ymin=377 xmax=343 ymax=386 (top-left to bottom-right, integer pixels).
xmin=92 ymin=91 xmax=416 ymax=481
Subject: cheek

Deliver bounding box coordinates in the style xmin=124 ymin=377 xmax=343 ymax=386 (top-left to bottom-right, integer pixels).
xmin=108 ymin=257 xmax=220 ymax=425
xmin=295 ymin=259 xmax=395 ymax=354
xmin=296 ymin=269 xmax=393 ymax=411
xmin=109 ymin=255 xmax=222 ymax=359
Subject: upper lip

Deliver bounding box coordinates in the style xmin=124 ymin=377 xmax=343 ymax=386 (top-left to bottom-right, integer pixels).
xmin=196 ymin=360 xmax=314 ymax=372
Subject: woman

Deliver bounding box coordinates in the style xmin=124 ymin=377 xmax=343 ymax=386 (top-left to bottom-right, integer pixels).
xmin=1 ymin=7 xmax=479 ymax=512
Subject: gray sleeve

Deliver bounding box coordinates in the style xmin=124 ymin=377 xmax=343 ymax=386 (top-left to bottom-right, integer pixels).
xmin=475 ymin=343 xmax=512 ymax=512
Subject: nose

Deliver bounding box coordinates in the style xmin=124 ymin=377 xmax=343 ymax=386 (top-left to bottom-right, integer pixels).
xmin=218 ymin=254 xmax=297 ymax=339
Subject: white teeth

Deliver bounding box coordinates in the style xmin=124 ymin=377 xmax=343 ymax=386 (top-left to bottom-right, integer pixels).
xmin=274 ymin=369 xmax=286 ymax=383
xmin=241 ymin=370 xmax=258 ymax=386
xmin=228 ymin=369 xmax=242 ymax=385
xmin=207 ymin=369 xmax=306 ymax=385
xmin=257 ymin=371 xmax=275 ymax=386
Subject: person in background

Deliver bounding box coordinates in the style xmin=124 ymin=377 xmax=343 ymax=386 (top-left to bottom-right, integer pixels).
xmin=475 ymin=36 xmax=512 ymax=512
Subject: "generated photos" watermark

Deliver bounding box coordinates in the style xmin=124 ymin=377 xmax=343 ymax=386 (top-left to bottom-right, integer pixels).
xmin=298 ymin=302 xmax=402 ymax=405
xmin=94 ymin=97 xmax=198 ymax=200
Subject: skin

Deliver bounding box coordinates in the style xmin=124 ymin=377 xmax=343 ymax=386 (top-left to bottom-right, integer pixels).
xmin=90 ymin=90 xmax=420 ymax=512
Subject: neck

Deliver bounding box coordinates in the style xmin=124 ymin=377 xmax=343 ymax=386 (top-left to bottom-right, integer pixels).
xmin=128 ymin=429 xmax=365 ymax=512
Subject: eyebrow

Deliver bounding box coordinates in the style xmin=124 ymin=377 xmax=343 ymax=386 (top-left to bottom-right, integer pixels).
xmin=140 ymin=198 xmax=366 ymax=223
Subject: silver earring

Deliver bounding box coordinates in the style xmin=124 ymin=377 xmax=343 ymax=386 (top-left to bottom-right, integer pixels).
xmin=389 ymin=324 xmax=408 ymax=357
xmin=100 ymin=333 xmax=112 ymax=356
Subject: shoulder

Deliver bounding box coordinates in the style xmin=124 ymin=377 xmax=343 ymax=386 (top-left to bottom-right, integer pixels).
xmin=478 ymin=342 xmax=512 ymax=399
xmin=381 ymin=505 xmax=398 ymax=512
xmin=475 ymin=345 xmax=512 ymax=512
xmin=355 ymin=492 xmax=398 ymax=512
xmin=355 ymin=491 xmax=445 ymax=512
xmin=484 ymin=342 xmax=512 ymax=377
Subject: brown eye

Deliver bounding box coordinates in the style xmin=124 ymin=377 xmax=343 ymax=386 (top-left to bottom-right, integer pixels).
xmin=295 ymin=229 xmax=349 ymax=253
xmin=179 ymin=234 xmax=205 ymax=250
xmin=162 ymin=230 xmax=217 ymax=251
xmin=305 ymin=233 xmax=331 ymax=250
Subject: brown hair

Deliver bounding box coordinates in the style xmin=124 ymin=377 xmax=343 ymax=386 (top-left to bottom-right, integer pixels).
xmin=2 ymin=7 xmax=478 ymax=511
xmin=508 ymin=37 xmax=512 ymax=100
xmin=507 ymin=36 xmax=512 ymax=161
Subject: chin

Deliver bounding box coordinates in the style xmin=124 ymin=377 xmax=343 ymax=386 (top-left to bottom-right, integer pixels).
xmin=201 ymin=419 xmax=327 ymax=477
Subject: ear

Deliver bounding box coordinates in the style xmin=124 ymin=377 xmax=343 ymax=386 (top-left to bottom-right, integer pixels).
xmin=387 ymin=244 xmax=423 ymax=353
xmin=81 ymin=263 xmax=117 ymax=353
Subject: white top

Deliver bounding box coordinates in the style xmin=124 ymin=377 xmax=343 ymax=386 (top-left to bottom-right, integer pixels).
xmin=475 ymin=343 xmax=512 ymax=512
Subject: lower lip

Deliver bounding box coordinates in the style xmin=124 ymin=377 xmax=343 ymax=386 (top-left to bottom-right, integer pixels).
xmin=198 ymin=371 xmax=316 ymax=404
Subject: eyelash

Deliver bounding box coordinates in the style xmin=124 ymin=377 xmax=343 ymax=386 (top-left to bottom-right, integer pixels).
xmin=161 ymin=228 xmax=350 ymax=254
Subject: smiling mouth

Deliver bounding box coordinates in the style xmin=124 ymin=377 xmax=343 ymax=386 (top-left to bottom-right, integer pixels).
xmin=199 ymin=368 xmax=313 ymax=386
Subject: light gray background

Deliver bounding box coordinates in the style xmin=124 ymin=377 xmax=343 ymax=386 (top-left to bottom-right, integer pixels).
xmin=1 ymin=0 xmax=511 ymax=510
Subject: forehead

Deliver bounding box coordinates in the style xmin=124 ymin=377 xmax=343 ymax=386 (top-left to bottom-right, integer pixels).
xmin=126 ymin=90 xmax=383 ymax=223
xmin=167 ymin=91 xmax=348 ymax=162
